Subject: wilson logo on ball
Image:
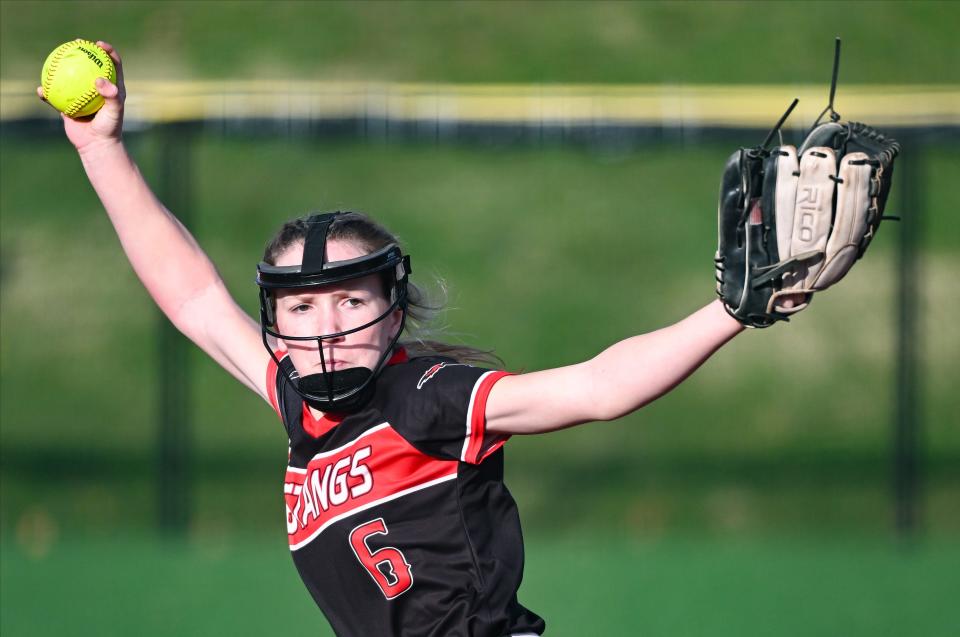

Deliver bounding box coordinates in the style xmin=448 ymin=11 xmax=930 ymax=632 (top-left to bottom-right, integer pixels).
xmin=76 ymin=46 xmax=103 ymax=67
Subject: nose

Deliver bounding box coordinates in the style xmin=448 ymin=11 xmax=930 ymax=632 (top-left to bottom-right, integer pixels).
xmin=315 ymin=304 xmax=347 ymax=342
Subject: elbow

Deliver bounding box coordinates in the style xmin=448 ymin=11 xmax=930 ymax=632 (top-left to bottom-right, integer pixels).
xmin=591 ymin=397 xmax=642 ymax=423
xmin=591 ymin=386 xmax=668 ymax=423
xmin=580 ymin=363 xmax=641 ymax=422
xmin=576 ymin=358 xmax=665 ymax=423
xmin=166 ymin=280 xmax=232 ymax=342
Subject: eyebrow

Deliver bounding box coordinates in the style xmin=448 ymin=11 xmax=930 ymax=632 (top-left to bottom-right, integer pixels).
xmin=280 ymin=287 xmax=370 ymax=302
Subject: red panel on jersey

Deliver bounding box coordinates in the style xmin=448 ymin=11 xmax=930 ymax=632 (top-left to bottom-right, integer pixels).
xmin=301 ymin=406 xmax=344 ymax=438
xmin=283 ymin=423 xmax=458 ymax=551
xmin=386 ymin=347 xmax=409 ymax=365
xmin=464 ymin=371 xmax=513 ymax=464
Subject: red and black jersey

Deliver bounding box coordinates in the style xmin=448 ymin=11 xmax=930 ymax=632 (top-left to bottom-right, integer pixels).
xmin=266 ymin=349 xmax=545 ymax=637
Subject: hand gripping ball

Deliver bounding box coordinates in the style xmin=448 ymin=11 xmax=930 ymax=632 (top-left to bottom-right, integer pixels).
xmin=41 ymin=39 xmax=116 ymax=118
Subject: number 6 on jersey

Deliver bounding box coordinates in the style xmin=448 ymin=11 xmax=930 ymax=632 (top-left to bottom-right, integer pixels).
xmin=349 ymin=518 xmax=414 ymax=599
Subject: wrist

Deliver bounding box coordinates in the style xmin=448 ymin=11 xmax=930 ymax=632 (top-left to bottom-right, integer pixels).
xmin=709 ymin=298 xmax=747 ymax=335
xmin=77 ymin=137 xmax=126 ymax=163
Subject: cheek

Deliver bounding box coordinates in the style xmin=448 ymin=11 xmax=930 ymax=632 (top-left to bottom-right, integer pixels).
xmin=274 ymin=315 xmax=316 ymax=351
xmin=274 ymin=308 xmax=292 ymax=332
xmin=373 ymin=310 xmax=401 ymax=341
xmin=356 ymin=324 xmax=388 ymax=347
xmin=275 ymin=311 xmax=311 ymax=337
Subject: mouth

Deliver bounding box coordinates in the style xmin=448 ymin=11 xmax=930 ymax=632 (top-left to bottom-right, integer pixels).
xmin=319 ymin=359 xmax=350 ymax=371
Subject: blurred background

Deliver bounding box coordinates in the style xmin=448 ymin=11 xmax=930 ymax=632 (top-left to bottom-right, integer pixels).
xmin=1 ymin=1 xmax=958 ymax=635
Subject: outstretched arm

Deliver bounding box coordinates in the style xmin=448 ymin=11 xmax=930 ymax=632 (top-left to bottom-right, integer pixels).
xmin=40 ymin=40 xmax=271 ymax=401
xmin=485 ymin=299 xmax=743 ymax=434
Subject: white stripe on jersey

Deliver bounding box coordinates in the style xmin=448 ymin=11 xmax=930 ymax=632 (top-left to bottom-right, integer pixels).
xmin=289 ymin=472 xmax=457 ymax=551
xmin=461 ymin=370 xmax=499 ymax=462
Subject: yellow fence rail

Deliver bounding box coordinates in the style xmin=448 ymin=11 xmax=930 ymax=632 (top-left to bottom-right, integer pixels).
xmin=3 ymin=81 xmax=958 ymax=127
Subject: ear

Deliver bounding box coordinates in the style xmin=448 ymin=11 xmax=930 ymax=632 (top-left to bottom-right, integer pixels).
xmin=389 ymin=307 xmax=404 ymax=337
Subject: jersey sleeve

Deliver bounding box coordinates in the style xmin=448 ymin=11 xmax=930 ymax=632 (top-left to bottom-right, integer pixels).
xmin=380 ymin=358 xmax=513 ymax=464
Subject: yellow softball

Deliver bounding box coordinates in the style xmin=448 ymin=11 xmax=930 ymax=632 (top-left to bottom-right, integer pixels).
xmin=41 ymin=39 xmax=117 ymax=118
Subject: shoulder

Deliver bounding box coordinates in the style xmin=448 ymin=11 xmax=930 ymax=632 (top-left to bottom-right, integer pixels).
xmin=374 ymin=355 xmax=503 ymax=425
xmin=377 ymin=355 xmax=492 ymax=398
xmin=374 ymin=355 xmax=511 ymax=463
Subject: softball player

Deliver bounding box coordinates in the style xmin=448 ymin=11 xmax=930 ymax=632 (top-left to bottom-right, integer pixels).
xmin=41 ymin=42 xmax=743 ymax=637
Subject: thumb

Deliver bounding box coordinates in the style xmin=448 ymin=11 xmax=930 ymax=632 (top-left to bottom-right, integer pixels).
xmin=93 ymin=76 xmax=124 ymax=126
xmin=95 ymin=77 xmax=119 ymax=99
xmin=88 ymin=76 xmax=124 ymax=138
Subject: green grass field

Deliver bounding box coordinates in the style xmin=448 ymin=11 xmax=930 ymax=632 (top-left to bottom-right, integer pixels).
xmin=2 ymin=535 xmax=958 ymax=636
xmin=2 ymin=135 xmax=959 ymax=539
xmin=0 ymin=137 xmax=960 ymax=531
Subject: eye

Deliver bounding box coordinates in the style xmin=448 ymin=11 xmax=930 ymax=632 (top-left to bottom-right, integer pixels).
xmin=291 ymin=303 xmax=311 ymax=313
xmin=344 ymin=297 xmax=364 ymax=308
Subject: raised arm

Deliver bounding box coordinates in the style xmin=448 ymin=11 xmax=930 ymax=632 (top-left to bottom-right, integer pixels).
xmin=485 ymin=299 xmax=743 ymax=434
xmin=40 ymin=41 xmax=271 ymax=401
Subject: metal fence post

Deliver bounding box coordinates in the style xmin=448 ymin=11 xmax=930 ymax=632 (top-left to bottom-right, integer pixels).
xmin=156 ymin=122 xmax=194 ymax=537
xmin=894 ymin=139 xmax=922 ymax=541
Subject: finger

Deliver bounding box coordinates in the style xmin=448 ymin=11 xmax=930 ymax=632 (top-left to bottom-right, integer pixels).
xmin=96 ymin=40 xmax=126 ymax=93
xmin=36 ymin=86 xmax=46 ymax=101
xmin=96 ymin=40 xmax=122 ymax=69
xmin=94 ymin=76 xmax=120 ymax=99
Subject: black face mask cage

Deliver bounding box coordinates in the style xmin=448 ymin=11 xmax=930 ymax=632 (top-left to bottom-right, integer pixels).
xmin=255 ymin=212 xmax=412 ymax=412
